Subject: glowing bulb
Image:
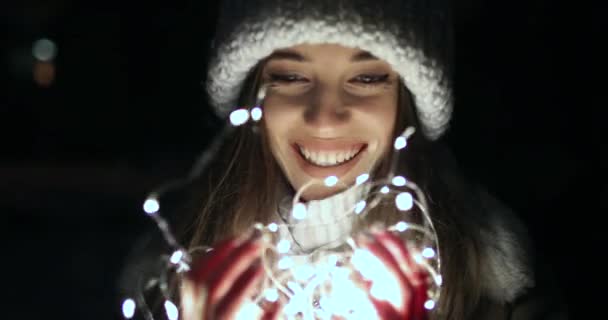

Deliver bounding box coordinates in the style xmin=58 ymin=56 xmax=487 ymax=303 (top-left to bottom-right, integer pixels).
xmin=277 ymin=239 xmax=291 ymax=254
xmin=435 ymin=275 xmax=443 ymax=286
xmin=278 ymin=256 xmax=293 ymax=269
xmin=354 ymin=200 xmax=366 ymax=214
xmin=267 ymin=223 xmax=278 ymax=232
xmin=392 ymin=176 xmax=407 ymax=186
xmin=164 ymin=300 xmax=179 ymax=320
xmin=250 ymin=107 xmax=263 ymax=121
xmin=394 ymin=136 xmax=407 ymax=150
xmin=169 ymin=250 xmax=183 ymax=264
xmin=292 ymin=202 xmax=307 ymax=220
xmin=356 ymin=173 xmax=369 ymax=185
xmin=143 ymin=198 xmax=159 ymax=214
xmin=294 ymin=265 xmax=315 ymax=281
xmin=424 ymin=300 xmax=436 ymax=310
xmin=413 ymin=253 xmax=423 ymax=264
xmin=327 ymin=254 xmax=338 ymax=266
xmin=32 ymin=38 xmax=57 ymax=61
xmin=324 ymin=175 xmax=339 ymax=187
xmin=122 ymin=298 xmax=135 ymax=319
xmin=395 ymin=221 xmax=409 ymax=232
xmin=380 ymin=186 xmax=390 ymax=194
xmin=264 ymin=288 xmax=279 ymax=302
xmin=229 ymin=109 xmax=250 ymax=126
xmin=422 ymin=247 xmax=436 ymax=259
xmin=395 ymin=192 xmax=413 ymax=211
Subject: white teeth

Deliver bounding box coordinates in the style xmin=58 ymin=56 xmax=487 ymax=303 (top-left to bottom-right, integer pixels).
xmin=298 ymin=145 xmax=362 ymax=167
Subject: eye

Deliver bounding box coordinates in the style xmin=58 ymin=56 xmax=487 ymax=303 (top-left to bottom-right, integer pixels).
xmin=351 ymin=74 xmax=390 ymax=85
xmin=268 ymin=73 xmax=308 ymax=84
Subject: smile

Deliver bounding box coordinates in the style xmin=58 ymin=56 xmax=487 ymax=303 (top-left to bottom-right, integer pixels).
xmin=291 ymin=141 xmax=367 ymax=179
xmin=297 ymin=145 xmax=364 ymax=167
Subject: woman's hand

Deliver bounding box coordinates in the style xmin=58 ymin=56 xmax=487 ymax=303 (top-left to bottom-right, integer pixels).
xmin=354 ymin=229 xmax=430 ymax=320
xmin=180 ymin=231 xmax=280 ymax=320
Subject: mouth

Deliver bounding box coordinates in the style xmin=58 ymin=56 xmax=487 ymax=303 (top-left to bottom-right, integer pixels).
xmin=291 ymin=141 xmax=367 ymax=179
xmin=297 ymin=144 xmax=365 ymax=167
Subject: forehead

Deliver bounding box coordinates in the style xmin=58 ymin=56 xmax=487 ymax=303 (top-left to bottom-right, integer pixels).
xmin=266 ymin=43 xmax=381 ymax=63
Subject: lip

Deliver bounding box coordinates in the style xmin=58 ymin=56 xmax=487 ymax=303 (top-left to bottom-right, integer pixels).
xmin=291 ymin=140 xmax=367 ymax=179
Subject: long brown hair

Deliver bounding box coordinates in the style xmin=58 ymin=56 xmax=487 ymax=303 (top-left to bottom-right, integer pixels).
xmin=178 ymin=64 xmax=484 ymax=319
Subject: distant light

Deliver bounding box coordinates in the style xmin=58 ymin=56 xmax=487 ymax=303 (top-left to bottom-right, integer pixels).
xmin=413 ymin=254 xmax=423 ymax=264
xmin=392 ymin=176 xmax=406 ymax=187
xmin=277 ymin=239 xmax=291 ymax=254
xmin=435 ymin=275 xmax=443 ymax=286
xmin=264 ymin=288 xmax=279 ymax=302
xmin=422 ymin=247 xmax=436 ymax=259
xmin=395 ymin=221 xmax=409 ymax=232
xmin=356 ymin=173 xmax=369 ymax=185
xmin=424 ymin=300 xmax=436 ymax=310
xmin=380 ymin=186 xmax=390 ymax=194
xmin=229 ymin=109 xmax=250 ymax=126
xmin=268 ymin=223 xmax=278 ymax=232
xmin=169 ymin=250 xmax=183 ymax=264
xmin=324 ymin=175 xmax=339 ymax=187
xmin=354 ymin=200 xmax=366 ymax=214
xmin=143 ymin=198 xmax=159 ymax=214
xmin=278 ymin=256 xmax=293 ymax=269
xmin=292 ymin=203 xmax=307 ymax=220
xmin=251 ymin=107 xmax=263 ymax=121
xmin=164 ymin=300 xmax=179 ymax=320
xmin=121 ymin=299 xmax=136 ymax=319
xmin=395 ymin=192 xmax=413 ymax=211
xmin=394 ymin=136 xmax=407 ymax=150
xmin=32 ymin=38 xmax=57 ymax=61
xmin=33 ymin=61 xmax=55 ymax=87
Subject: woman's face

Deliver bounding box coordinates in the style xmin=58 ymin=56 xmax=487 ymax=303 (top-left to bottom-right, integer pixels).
xmin=262 ymin=44 xmax=399 ymax=200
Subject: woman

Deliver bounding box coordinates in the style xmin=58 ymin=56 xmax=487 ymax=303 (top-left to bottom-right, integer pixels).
xmin=120 ymin=0 xmax=567 ymax=319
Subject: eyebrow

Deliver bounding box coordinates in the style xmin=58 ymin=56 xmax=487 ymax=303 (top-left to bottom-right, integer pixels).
xmin=266 ymin=49 xmax=380 ymax=62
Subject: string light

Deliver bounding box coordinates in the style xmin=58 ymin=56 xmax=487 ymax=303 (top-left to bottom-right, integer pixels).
xmin=356 ymin=173 xmax=369 ymax=185
xmin=395 ymin=192 xmax=414 ymax=211
xmin=292 ymin=202 xmax=307 ymax=220
xmin=121 ymin=299 xmax=135 ymax=319
xmin=394 ymin=136 xmax=407 ymax=150
xmin=324 ymin=175 xmax=339 ymax=187
xmin=126 ymin=109 xmax=443 ymax=320
xmin=277 ymin=239 xmax=291 ymax=254
xmin=354 ymin=200 xmax=366 ymax=214
xmin=251 ymin=107 xmax=263 ymax=121
xmin=268 ymin=223 xmax=278 ymax=232
xmin=229 ymin=108 xmax=250 ymax=126
xmin=164 ymin=300 xmax=179 ymax=320
xmin=143 ymin=198 xmax=159 ymax=215
xmin=264 ymin=288 xmax=279 ymax=302
xmin=395 ymin=221 xmax=409 ymax=232
xmin=422 ymin=248 xmax=436 ymax=259
xmin=392 ymin=176 xmax=407 ymax=187
xmin=169 ymin=250 xmax=183 ymax=264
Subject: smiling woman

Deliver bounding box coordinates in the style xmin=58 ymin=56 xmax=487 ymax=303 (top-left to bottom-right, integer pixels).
xmin=262 ymin=44 xmax=400 ymax=200
xmin=119 ymin=0 xmax=568 ymax=319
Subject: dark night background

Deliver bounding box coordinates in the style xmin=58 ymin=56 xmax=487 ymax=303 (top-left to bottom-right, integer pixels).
xmin=1 ymin=1 xmax=605 ymax=319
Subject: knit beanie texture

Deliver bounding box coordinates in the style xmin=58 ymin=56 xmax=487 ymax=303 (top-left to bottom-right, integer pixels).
xmin=207 ymin=0 xmax=453 ymax=139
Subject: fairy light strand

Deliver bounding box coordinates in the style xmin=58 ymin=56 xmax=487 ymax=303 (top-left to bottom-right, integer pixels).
xmin=124 ymin=89 xmax=443 ymax=319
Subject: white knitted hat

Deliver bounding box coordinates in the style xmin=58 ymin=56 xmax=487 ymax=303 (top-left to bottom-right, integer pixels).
xmin=206 ymin=0 xmax=453 ymax=139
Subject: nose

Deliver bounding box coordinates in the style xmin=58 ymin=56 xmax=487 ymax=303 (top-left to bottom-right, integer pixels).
xmin=303 ymin=84 xmax=350 ymax=133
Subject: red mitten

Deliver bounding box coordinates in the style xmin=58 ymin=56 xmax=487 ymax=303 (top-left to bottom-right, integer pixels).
xmin=180 ymin=231 xmax=281 ymax=320
xmin=354 ymin=229 xmax=430 ymax=320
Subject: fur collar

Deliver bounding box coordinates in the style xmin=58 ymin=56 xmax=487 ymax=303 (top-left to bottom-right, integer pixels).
xmin=475 ymin=188 xmax=535 ymax=302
